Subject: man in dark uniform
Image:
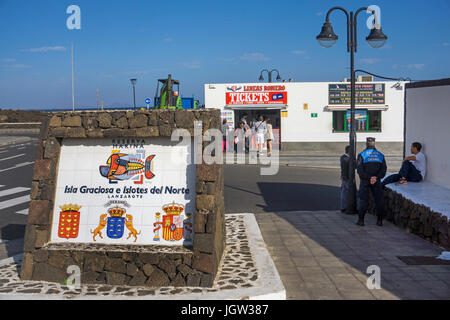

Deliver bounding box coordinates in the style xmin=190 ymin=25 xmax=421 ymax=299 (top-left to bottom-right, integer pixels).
xmin=356 ymin=137 xmax=387 ymax=227
xmin=340 ymin=145 xmax=351 ymax=213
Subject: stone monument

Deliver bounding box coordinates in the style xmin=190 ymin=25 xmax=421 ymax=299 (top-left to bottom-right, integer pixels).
xmin=20 ymin=109 xmax=225 ymax=287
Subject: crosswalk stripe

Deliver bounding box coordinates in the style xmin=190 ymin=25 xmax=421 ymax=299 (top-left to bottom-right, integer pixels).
xmin=16 ymin=208 xmax=29 ymax=215
xmin=0 ymin=195 xmax=30 ymax=210
xmin=0 ymin=154 xmax=25 ymax=162
xmin=0 ymin=162 xmax=34 ymax=173
xmin=0 ymin=187 xmax=30 ymax=198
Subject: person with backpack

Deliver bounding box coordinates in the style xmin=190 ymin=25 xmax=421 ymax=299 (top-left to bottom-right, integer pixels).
xmin=253 ymin=115 xmax=267 ymax=156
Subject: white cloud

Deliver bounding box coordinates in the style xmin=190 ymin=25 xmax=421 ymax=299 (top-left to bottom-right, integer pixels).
xmin=408 ymin=64 xmax=425 ymax=70
xmin=182 ymin=61 xmax=201 ymax=69
xmin=1 ymin=58 xmax=16 ymax=63
xmin=10 ymin=64 xmax=30 ymax=68
xmin=163 ymin=37 xmax=173 ymax=43
xmin=291 ymin=50 xmax=307 ymax=55
xmin=360 ymin=58 xmax=382 ymax=64
xmin=443 ymin=42 xmax=450 ymax=47
xmin=217 ymin=57 xmax=236 ymax=62
xmin=22 ymin=46 xmax=67 ymax=53
xmin=240 ymin=53 xmax=270 ymax=62
xmin=124 ymin=70 xmax=149 ymax=75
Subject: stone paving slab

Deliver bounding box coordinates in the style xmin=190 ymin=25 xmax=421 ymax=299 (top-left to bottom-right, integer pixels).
xmin=0 ymin=214 xmax=285 ymax=300
xmin=255 ymin=210 xmax=450 ymax=300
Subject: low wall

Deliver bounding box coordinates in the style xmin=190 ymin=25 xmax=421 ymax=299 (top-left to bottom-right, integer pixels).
xmin=368 ymin=188 xmax=450 ymax=250
xmin=20 ymin=109 xmax=226 ymax=288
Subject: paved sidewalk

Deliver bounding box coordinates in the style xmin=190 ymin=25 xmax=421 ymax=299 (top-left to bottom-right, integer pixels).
xmin=224 ymin=151 xmax=403 ymax=171
xmin=255 ymin=211 xmax=450 ymax=300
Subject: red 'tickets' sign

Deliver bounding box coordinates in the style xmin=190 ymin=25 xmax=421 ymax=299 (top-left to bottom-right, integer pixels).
xmin=226 ymin=91 xmax=287 ymax=105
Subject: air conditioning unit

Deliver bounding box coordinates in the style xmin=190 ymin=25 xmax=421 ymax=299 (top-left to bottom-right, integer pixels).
xmin=342 ymin=76 xmax=374 ymax=82
xmin=358 ymin=75 xmax=373 ymax=82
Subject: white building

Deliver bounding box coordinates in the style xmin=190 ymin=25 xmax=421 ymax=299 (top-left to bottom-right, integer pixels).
xmin=404 ymin=78 xmax=450 ymax=188
xmin=205 ymin=79 xmax=407 ymax=154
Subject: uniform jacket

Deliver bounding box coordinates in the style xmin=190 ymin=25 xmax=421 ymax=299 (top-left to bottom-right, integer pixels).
xmin=357 ymin=147 xmax=387 ymax=182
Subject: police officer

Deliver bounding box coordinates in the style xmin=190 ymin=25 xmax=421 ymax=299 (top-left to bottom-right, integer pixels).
xmin=356 ymin=137 xmax=387 ymax=226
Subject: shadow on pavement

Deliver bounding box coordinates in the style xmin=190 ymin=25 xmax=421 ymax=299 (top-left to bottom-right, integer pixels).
xmin=267 ymin=210 xmax=448 ymax=300
xmin=256 ymin=182 xmax=340 ymax=212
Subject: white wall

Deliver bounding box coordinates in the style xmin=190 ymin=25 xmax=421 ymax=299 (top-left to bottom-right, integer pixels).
xmin=405 ymin=84 xmax=450 ymax=188
xmin=205 ymin=81 xmax=405 ymax=143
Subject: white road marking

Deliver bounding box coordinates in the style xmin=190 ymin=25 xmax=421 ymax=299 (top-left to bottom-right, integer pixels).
xmin=0 ymin=195 xmax=30 ymax=210
xmin=0 ymin=154 xmax=25 ymax=162
xmin=0 ymin=150 xmax=7 ymax=154
xmin=0 ymin=187 xmax=30 ymax=198
xmin=0 ymin=162 xmax=34 ymax=173
xmin=16 ymin=208 xmax=29 ymax=215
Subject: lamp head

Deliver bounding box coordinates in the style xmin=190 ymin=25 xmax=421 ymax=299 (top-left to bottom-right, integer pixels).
xmin=366 ymin=27 xmax=388 ymax=48
xmin=317 ymin=21 xmax=338 ymax=48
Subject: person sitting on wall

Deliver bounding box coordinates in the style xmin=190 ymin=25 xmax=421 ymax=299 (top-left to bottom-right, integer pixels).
xmin=382 ymin=142 xmax=426 ymax=186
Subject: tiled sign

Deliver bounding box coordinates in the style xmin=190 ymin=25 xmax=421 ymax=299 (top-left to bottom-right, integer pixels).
xmin=50 ymin=137 xmax=196 ymax=246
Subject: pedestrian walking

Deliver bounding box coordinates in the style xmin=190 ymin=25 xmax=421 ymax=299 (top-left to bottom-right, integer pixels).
xmin=221 ymin=119 xmax=231 ymax=151
xmin=356 ymin=137 xmax=387 ymax=227
xmin=253 ymin=116 xmax=267 ymax=156
xmin=234 ymin=121 xmax=250 ymax=153
xmin=340 ymin=145 xmax=351 ymax=213
xmin=265 ymin=117 xmax=274 ymax=157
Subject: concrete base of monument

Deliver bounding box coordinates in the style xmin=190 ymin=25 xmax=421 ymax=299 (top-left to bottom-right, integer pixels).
xmin=0 ymin=214 xmax=286 ymax=300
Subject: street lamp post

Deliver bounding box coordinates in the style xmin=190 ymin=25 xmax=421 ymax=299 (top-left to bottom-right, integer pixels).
xmin=259 ymin=69 xmax=282 ymax=83
xmin=130 ymin=78 xmax=137 ymax=110
xmin=316 ymin=7 xmax=387 ymax=215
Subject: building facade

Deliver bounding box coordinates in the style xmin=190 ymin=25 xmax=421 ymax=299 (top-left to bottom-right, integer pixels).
xmin=205 ymin=80 xmax=407 ymax=154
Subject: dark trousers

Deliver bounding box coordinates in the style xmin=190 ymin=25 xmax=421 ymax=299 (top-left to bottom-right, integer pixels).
xmin=358 ymin=181 xmax=383 ymax=219
xmin=382 ymin=161 xmax=422 ymax=187
xmin=340 ymin=178 xmax=350 ymax=211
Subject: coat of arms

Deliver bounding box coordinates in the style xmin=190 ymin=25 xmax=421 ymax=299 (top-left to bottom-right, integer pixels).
xmin=58 ymin=204 xmax=82 ymax=239
xmin=91 ymin=206 xmax=141 ymax=242
xmin=153 ymin=202 xmax=192 ymax=242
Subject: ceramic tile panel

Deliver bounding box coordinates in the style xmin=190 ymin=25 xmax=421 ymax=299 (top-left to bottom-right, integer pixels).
xmin=50 ymin=137 xmax=196 ymax=246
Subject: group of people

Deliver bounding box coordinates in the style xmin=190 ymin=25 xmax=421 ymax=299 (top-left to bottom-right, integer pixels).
xmin=222 ymin=113 xmax=275 ymax=157
xmin=340 ymin=137 xmax=426 ymax=227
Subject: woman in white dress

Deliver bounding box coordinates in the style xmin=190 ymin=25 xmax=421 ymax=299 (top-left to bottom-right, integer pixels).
xmin=265 ymin=117 xmax=274 ymax=157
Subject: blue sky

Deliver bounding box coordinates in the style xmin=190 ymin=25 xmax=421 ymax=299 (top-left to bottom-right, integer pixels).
xmin=0 ymin=0 xmax=449 ymax=109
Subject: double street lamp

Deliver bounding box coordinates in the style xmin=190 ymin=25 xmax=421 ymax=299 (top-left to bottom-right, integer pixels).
xmin=316 ymin=6 xmax=388 ymax=215
xmin=130 ymin=78 xmax=137 ymax=110
xmin=259 ymin=69 xmax=281 ymax=83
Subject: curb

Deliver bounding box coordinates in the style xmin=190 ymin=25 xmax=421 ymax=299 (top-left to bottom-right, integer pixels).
xmin=0 ymin=254 xmax=23 ymax=267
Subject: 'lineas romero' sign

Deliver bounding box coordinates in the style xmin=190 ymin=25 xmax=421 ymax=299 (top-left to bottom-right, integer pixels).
xmin=50 ymin=138 xmax=195 ymax=246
